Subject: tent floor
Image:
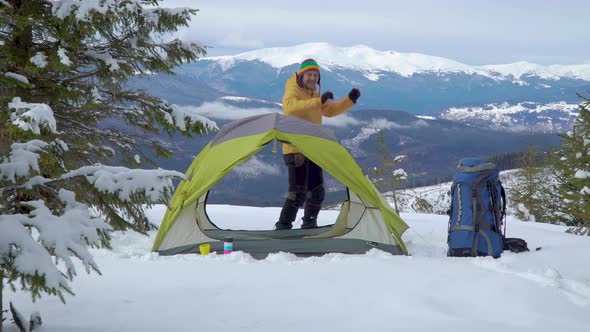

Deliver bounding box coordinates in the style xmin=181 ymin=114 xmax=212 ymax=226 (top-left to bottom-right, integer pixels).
xmin=157 ymin=226 xmax=405 ymax=258
xmin=205 ymin=225 xmax=335 ymax=240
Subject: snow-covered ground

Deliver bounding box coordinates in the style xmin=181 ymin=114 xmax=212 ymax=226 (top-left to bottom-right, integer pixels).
xmin=4 ymin=205 xmax=590 ymax=332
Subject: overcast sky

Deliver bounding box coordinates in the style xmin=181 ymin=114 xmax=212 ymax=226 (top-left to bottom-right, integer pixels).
xmin=162 ymin=0 xmax=589 ymax=65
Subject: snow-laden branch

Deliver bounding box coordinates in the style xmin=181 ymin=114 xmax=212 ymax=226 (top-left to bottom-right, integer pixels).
xmin=0 ymin=189 xmax=111 ymax=293
xmin=169 ymin=38 xmax=206 ymax=55
xmin=52 ymin=0 xmax=192 ymax=24
xmin=393 ymin=168 xmax=408 ymax=180
xmin=52 ymin=0 xmax=138 ymax=21
xmin=1 ymin=139 xmax=185 ymax=204
xmin=30 ymin=52 xmax=49 ymax=68
xmin=62 ymin=165 xmax=185 ymax=202
xmin=85 ymin=50 xmax=124 ymax=72
xmin=142 ymin=7 xmax=193 ymax=25
xmin=58 ymin=47 xmax=72 ymax=66
xmin=4 ymin=72 xmax=30 ymax=84
xmin=0 ymin=214 xmax=67 ymax=289
xmin=8 ymin=97 xmax=57 ymax=134
xmin=165 ymin=103 xmax=218 ymax=132
xmin=393 ymin=155 xmax=406 ymax=162
xmin=91 ymin=86 xmax=102 ymax=102
xmin=0 ymin=140 xmax=49 ymax=183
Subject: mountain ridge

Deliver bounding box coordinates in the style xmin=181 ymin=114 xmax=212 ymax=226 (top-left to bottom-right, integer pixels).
xmin=203 ymin=42 xmax=590 ymax=81
xmin=172 ymin=45 xmax=590 ymax=114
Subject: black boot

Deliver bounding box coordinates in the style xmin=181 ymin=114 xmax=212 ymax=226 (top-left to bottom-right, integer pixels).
xmin=301 ymin=202 xmax=321 ymax=229
xmin=301 ymin=186 xmax=323 ymax=229
xmin=274 ymin=221 xmax=293 ymax=230
xmin=275 ymin=194 xmax=303 ymax=230
xmin=300 ymin=219 xmax=318 ymax=229
xmin=275 ymin=205 xmax=296 ymax=230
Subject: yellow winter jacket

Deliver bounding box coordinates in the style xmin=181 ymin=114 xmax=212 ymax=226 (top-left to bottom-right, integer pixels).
xmin=282 ymin=73 xmax=355 ymax=154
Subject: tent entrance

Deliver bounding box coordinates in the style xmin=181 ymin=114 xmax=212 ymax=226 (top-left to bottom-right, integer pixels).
xmin=200 ymin=189 xmax=362 ymax=239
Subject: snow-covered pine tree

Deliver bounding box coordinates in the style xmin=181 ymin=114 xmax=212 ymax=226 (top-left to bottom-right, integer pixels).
xmin=552 ymin=94 xmax=590 ymax=235
xmin=0 ymin=0 xmax=217 ymax=328
xmin=509 ymin=144 xmax=548 ymax=222
xmin=1 ymin=0 xmax=217 ymax=232
xmin=536 ymin=147 xmax=570 ymax=226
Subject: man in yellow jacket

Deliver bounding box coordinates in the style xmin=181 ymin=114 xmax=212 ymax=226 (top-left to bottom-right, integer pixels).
xmin=275 ymin=58 xmax=361 ymax=230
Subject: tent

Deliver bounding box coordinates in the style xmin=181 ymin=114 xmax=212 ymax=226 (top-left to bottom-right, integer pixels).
xmin=152 ymin=113 xmax=409 ymax=258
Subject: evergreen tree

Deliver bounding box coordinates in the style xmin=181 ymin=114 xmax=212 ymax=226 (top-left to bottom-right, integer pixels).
xmin=551 ymin=94 xmax=590 ymax=235
xmin=542 ymin=147 xmax=571 ymax=225
xmin=509 ymin=144 xmax=547 ymax=222
xmin=0 ymin=0 xmax=215 ymax=326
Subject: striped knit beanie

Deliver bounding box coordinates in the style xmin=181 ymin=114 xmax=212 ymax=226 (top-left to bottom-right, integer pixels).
xmin=298 ymin=58 xmax=320 ymax=76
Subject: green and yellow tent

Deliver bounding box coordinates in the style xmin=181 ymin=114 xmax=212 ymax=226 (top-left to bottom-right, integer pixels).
xmin=152 ymin=113 xmax=409 ymax=257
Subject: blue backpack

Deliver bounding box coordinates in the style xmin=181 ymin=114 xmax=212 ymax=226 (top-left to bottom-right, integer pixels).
xmin=447 ymin=158 xmax=506 ymax=258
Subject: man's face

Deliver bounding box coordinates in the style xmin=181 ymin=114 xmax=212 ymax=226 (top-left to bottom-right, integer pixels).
xmin=301 ymin=70 xmax=319 ymax=90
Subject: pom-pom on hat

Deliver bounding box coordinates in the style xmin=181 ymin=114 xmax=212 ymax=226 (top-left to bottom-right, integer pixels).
xmin=298 ymin=58 xmax=320 ymax=76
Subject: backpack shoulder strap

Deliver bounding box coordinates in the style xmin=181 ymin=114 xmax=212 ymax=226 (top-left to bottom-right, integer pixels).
xmin=500 ymin=184 xmax=507 ymax=217
xmin=470 ymin=186 xmax=479 ymax=257
xmin=500 ymin=183 xmax=507 ymax=236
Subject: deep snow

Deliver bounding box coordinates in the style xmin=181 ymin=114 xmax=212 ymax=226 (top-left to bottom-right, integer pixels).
xmin=3 ymin=205 xmax=590 ymax=332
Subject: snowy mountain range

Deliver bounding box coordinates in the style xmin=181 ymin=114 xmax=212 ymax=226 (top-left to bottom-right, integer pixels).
xmin=205 ymin=43 xmax=590 ymax=81
xmin=127 ymin=43 xmax=590 ymax=132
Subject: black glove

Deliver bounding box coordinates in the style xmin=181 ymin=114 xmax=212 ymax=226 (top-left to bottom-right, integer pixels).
xmin=321 ymin=91 xmax=334 ymax=104
xmin=348 ymin=88 xmax=361 ymax=103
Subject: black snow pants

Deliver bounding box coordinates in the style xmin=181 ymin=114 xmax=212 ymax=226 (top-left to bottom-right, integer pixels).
xmin=276 ymin=153 xmax=325 ymax=229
